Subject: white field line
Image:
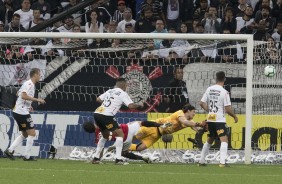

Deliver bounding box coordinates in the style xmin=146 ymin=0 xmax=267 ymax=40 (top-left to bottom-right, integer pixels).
xmin=0 ymin=167 xmax=281 ymax=177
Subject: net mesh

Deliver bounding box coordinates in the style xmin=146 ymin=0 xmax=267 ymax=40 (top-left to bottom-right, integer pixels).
xmin=0 ymin=34 xmax=281 ymax=163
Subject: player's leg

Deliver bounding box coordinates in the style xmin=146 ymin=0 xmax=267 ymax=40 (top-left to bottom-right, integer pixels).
xmin=217 ymin=123 xmax=229 ymax=167
xmin=112 ymin=128 xmax=127 ymax=164
xmin=122 ymin=151 xmax=151 ymax=163
xmin=23 ymin=128 xmax=37 ymax=161
xmin=5 ymin=113 xmax=29 ymax=160
xmin=92 ymin=130 xmax=110 ymax=164
xmin=198 ymin=122 xmax=215 ymax=166
xmin=131 ymin=127 xmax=160 ymax=151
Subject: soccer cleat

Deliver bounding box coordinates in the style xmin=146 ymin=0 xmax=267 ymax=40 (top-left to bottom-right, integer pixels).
xmin=219 ymin=163 xmax=230 ymax=168
xmin=160 ymin=122 xmax=173 ymax=129
xmin=115 ymin=159 xmax=129 ymax=165
xmin=142 ymin=156 xmax=152 ymax=164
xmin=91 ymin=157 xmax=103 ymax=164
xmin=23 ymin=156 xmax=37 ymax=161
xmin=4 ymin=149 xmax=15 ymax=160
xmin=197 ymin=163 xmax=207 ymax=167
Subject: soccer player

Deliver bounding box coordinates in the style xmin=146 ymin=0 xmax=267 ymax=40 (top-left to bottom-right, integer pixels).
xmin=198 ymin=71 xmax=238 ymax=167
xmin=129 ymin=104 xmax=204 ymax=151
xmin=93 ymin=77 xmax=142 ymax=165
xmin=83 ymin=121 xmax=171 ymax=163
xmin=4 ymin=68 xmax=46 ymax=161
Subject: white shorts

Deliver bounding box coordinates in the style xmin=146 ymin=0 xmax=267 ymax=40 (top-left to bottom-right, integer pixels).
xmin=122 ymin=121 xmax=141 ymax=151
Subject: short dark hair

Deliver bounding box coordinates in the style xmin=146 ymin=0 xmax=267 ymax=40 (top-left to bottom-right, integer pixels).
xmin=173 ymin=65 xmax=184 ymax=73
xmin=216 ymin=71 xmax=225 ymax=82
xmin=83 ymin=121 xmax=95 ymax=133
xmin=29 ymin=68 xmax=40 ymax=77
xmin=182 ymin=104 xmax=195 ymax=113
xmin=116 ymin=77 xmax=126 ymax=83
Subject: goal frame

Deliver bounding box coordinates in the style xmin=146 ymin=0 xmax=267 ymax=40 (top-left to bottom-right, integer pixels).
xmin=0 ymin=32 xmax=253 ymax=164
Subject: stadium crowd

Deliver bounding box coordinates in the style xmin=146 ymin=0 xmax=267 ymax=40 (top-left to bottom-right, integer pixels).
xmin=0 ymin=0 xmax=281 ymax=70
xmin=0 ymin=0 xmax=281 ymax=40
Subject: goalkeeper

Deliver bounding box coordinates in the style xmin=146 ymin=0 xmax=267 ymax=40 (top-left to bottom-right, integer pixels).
xmin=129 ymin=104 xmax=206 ymax=151
xmin=83 ymin=120 xmax=172 ymax=164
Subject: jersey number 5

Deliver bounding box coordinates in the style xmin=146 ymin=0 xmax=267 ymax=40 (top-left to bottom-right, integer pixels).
xmin=209 ymin=100 xmax=218 ymax=113
xmin=103 ymin=96 xmax=114 ymax=107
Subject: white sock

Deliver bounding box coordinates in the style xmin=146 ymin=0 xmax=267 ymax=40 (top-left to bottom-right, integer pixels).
xmin=25 ymin=136 xmax=35 ymax=159
xmin=94 ymin=137 xmax=107 ymax=159
xmin=115 ymin=137 xmax=123 ymax=160
xmin=8 ymin=134 xmax=25 ymax=152
xmin=220 ymin=142 xmax=228 ymax=164
xmin=199 ymin=142 xmax=211 ymax=164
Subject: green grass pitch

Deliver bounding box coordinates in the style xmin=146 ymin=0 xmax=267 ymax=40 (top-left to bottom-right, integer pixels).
xmin=0 ymin=159 xmax=282 ymax=184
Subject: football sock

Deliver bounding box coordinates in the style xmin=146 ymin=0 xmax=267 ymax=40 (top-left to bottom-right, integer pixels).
xmin=122 ymin=152 xmax=143 ymax=160
xmin=94 ymin=137 xmax=107 ymax=158
xmin=8 ymin=134 xmax=25 ymax=152
xmin=115 ymin=137 xmax=123 ymax=160
xmin=25 ymin=136 xmax=35 ymax=159
xmin=141 ymin=121 xmax=161 ymax=127
xmin=220 ymin=142 xmax=228 ymax=164
xmin=199 ymin=142 xmax=211 ymax=164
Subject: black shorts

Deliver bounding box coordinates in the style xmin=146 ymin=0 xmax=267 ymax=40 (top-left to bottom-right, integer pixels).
xmin=94 ymin=113 xmax=120 ymax=132
xmin=207 ymin=122 xmax=229 ymax=138
xmin=12 ymin=112 xmax=34 ymax=131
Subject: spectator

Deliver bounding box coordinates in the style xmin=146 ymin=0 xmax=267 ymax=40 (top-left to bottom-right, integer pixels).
xmin=31 ymin=0 xmax=51 ymax=20
xmin=141 ymin=0 xmax=166 ymax=25
xmin=86 ymin=0 xmax=112 ymax=26
xmin=113 ymin=0 xmax=126 ymax=23
xmin=48 ymin=14 xmax=62 ymax=32
xmin=57 ymin=15 xmax=74 ymax=32
xmin=236 ymin=6 xmax=254 ymax=34
xmin=162 ymin=0 xmax=184 ymax=30
xmin=0 ymin=21 xmax=4 ymax=32
xmin=151 ymin=19 xmax=168 ymax=49
xmin=14 ymin=0 xmax=33 ymax=27
xmin=85 ymin=10 xmax=104 ymax=45
xmin=253 ymin=19 xmax=271 ymax=40
xmin=124 ymin=22 xmax=134 ymax=33
xmin=5 ymin=13 xmax=25 ymax=32
xmin=254 ymin=5 xmax=275 ymax=33
xmin=201 ymin=6 xmax=221 ymax=33
xmin=163 ymin=66 xmax=189 ymax=113
xmin=117 ymin=7 xmax=135 ymax=33
xmin=64 ymin=0 xmax=83 ymax=25
xmin=194 ymin=22 xmax=205 ymax=33
xmin=106 ymin=20 xmax=118 ymax=33
xmin=0 ymin=0 xmax=14 ymax=27
xmin=42 ymin=30 xmax=64 ymax=56
xmin=234 ymin=0 xmax=249 ymax=17
xmin=24 ymin=9 xmax=42 ymax=30
xmin=194 ymin=0 xmax=209 ymax=20
xmin=272 ymin=21 xmax=282 ymax=42
xmin=190 ymin=19 xmax=200 ymax=33
xmin=220 ymin=6 xmax=236 ymax=33
xmin=254 ymin=0 xmax=280 ymax=19
xmin=216 ymin=0 xmax=232 ymax=20
xmin=135 ymin=5 xmax=156 ymax=33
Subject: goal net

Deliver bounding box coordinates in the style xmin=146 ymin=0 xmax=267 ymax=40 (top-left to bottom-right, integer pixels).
xmin=0 ymin=32 xmax=280 ymax=164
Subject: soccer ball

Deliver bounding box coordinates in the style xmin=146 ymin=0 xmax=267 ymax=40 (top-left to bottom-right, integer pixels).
xmin=264 ymin=65 xmax=276 ymax=77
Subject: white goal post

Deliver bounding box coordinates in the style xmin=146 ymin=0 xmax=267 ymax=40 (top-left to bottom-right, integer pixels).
xmin=0 ymin=32 xmax=253 ymax=164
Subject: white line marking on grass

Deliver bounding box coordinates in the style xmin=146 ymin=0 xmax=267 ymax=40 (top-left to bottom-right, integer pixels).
xmin=0 ymin=167 xmax=282 ymax=177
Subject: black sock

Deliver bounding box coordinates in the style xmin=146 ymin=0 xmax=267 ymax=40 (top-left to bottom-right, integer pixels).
xmin=122 ymin=152 xmax=143 ymax=160
xmin=141 ymin=121 xmax=161 ymax=127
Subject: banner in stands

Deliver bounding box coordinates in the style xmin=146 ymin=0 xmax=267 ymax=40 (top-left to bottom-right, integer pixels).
xmin=0 ymin=59 xmax=46 ymax=86
xmin=1 ymin=110 xmax=282 ymax=161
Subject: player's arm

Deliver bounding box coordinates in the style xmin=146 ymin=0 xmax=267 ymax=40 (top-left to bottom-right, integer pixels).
xmin=140 ymin=121 xmax=171 ymax=128
xmin=178 ymin=116 xmax=198 ymax=127
xmin=21 ymin=92 xmax=45 ymax=104
xmin=199 ymin=101 xmax=209 ymax=112
xmin=224 ymin=91 xmax=238 ymax=123
xmin=225 ymin=105 xmax=238 ymax=123
xmin=200 ymin=90 xmax=209 ymax=112
xmin=128 ymin=103 xmax=143 ymax=109
xmin=96 ymin=97 xmax=103 ymax=104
